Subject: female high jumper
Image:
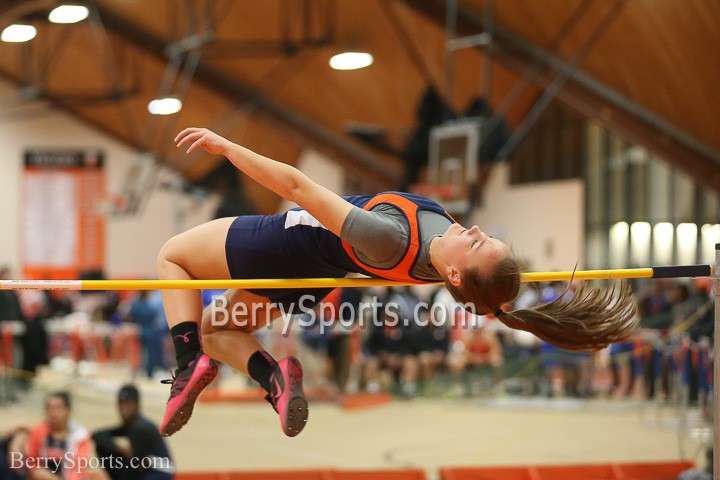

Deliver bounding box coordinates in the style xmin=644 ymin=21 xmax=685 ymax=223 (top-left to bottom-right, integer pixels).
xmin=157 ymin=127 xmax=637 ymax=437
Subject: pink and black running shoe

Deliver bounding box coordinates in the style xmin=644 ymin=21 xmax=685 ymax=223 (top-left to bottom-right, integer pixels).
xmin=265 ymin=356 xmax=308 ymax=437
xmin=159 ymin=353 xmax=218 ymax=436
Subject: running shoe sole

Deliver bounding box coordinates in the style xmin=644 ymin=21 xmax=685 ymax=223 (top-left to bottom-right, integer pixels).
xmin=278 ymin=357 xmax=308 ymax=437
xmin=160 ymin=356 xmax=218 ymax=437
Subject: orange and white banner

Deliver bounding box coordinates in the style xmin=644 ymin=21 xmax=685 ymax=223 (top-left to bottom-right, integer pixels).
xmin=22 ymin=150 xmax=105 ymax=280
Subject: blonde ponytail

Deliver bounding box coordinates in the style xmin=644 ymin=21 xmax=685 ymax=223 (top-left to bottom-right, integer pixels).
xmin=446 ymin=256 xmax=638 ymax=352
xmin=496 ymin=282 xmax=638 ymax=352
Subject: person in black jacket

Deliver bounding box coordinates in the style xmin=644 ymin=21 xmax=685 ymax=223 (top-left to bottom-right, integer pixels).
xmin=92 ymin=385 xmax=174 ymax=480
xmin=0 ymin=266 xmax=24 ymax=322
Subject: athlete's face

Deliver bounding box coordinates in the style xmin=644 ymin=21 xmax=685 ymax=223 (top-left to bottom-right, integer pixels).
xmin=437 ymin=223 xmax=509 ymax=284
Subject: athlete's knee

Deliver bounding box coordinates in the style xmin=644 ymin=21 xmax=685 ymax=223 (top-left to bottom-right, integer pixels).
xmin=200 ymin=309 xmax=218 ymax=336
xmin=156 ymin=234 xmax=185 ymax=274
xmin=201 ymin=324 xmax=216 ymax=346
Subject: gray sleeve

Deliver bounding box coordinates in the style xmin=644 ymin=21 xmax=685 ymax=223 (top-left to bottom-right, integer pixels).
xmin=340 ymin=206 xmax=407 ymax=264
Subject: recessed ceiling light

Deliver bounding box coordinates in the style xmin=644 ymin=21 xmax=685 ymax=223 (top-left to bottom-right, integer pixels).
xmin=48 ymin=5 xmax=90 ymax=24
xmin=1 ymin=24 xmax=37 ymax=43
xmin=329 ymin=52 xmax=373 ymax=71
xmin=148 ymin=97 xmax=182 ymax=115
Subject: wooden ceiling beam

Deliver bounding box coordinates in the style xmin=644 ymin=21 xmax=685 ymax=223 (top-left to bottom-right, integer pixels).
xmin=0 ymin=0 xmax=56 ymax=25
xmin=93 ymin=4 xmax=399 ymax=189
xmin=404 ymin=0 xmax=720 ymax=194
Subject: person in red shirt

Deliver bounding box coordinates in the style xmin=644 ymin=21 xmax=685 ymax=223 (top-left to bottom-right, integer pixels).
xmin=25 ymin=391 xmax=91 ymax=480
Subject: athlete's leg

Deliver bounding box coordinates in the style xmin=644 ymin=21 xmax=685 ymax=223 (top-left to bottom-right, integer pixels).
xmin=199 ymin=288 xmax=279 ymax=374
xmin=155 ymin=217 xmax=235 ymax=436
xmin=199 ymin=289 xmax=308 ymax=437
xmin=157 ymin=217 xmax=234 ymax=329
xmin=158 ymin=221 xmax=309 ymax=437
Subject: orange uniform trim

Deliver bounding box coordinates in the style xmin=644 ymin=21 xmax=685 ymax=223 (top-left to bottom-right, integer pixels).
xmin=341 ymin=193 xmax=425 ymax=283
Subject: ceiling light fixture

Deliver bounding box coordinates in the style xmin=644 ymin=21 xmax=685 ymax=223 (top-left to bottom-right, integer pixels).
xmin=48 ymin=4 xmax=90 ymax=24
xmin=1 ymin=24 xmax=37 ymax=43
xmin=329 ymin=52 xmax=373 ymax=71
xmin=148 ymin=97 xmax=182 ymax=115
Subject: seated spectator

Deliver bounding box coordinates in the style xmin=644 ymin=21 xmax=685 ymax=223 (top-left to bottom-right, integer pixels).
xmin=326 ymin=288 xmax=362 ymax=392
xmin=26 ymin=391 xmax=92 ymax=480
xmin=637 ymin=279 xmax=673 ymax=329
xmin=409 ymin=306 xmax=450 ymax=383
xmin=464 ymin=320 xmax=503 ymax=369
xmin=297 ymin=303 xmax=332 ymax=387
xmin=446 ymin=317 xmax=503 ymax=396
xmin=362 ymin=308 xmax=418 ymax=396
xmin=361 ymin=312 xmax=387 ymax=393
xmin=298 ymin=288 xmax=357 ymax=392
xmin=92 ymin=385 xmax=174 ymax=480
xmin=0 ymin=423 xmax=30 ymax=479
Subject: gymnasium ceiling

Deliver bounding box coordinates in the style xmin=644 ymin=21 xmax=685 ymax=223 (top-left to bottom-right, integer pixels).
xmin=0 ymin=0 xmax=718 ymax=212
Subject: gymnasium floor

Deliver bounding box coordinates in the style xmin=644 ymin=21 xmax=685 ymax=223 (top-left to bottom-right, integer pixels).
xmin=0 ymin=365 xmax=693 ymax=478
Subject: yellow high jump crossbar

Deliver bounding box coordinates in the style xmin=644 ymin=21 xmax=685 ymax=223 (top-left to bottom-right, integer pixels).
xmin=0 ymin=264 xmax=712 ymax=290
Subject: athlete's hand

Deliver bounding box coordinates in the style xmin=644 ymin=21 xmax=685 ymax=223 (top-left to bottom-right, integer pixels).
xmin=175 ymin=127 xmax=232 ymax=155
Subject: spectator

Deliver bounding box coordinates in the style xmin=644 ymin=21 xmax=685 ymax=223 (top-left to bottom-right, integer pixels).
xmin=327 ymin=288 xmax=362 ymax=392
xmin=362 ymin=306 xmax=418 ymax=396
xmin=73 ymin=271 xmax=120 ymax=324
xmin=501 ymin=284 xmax=542 ymax=395
xmin=446 ymin=317 xmax=503 ymax=396
xmin=297 ymin=302 xmax=332 ymax=387
xmin=610 ymin=341 xmax=635 ymax=398
xmin=361 ymin=304 xmax=388 ymax=393
xmin=18 ymin=291 xmax=50 ymax=391
xmin=0 ymin=266 xmax=25 ymax=322
xmin=127 ymin=292 xmax=165 ymax=379
xmin=147 ymin=290 xmax=171 ymax=375
xmin=409 ymin=306 xmax=450 ymax=385
xmin=0 ymin=267 xmax=30 ymax=397
xmin=538 ymin=282 xmax=567 ymax=397
xmin=0 ymin=423 xmax=30 ymax=480
xmin=26 ymin=391 xmax=92 ymax=480
xmin=463 ymin=320 xmax=503 ymax=370
xmin=92 ymin=385 xmax=174 ymax=480
xmin=637 ymin=279 xmax=673 ymax=328
xmin=686 ymin=280 xmax=713 ymax=342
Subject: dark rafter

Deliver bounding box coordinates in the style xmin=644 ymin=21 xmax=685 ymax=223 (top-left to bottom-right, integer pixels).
xmin=404 ymin=0 xmax=720 ymax=194
xmin=92 ymin=4 xmax=400 ymax=189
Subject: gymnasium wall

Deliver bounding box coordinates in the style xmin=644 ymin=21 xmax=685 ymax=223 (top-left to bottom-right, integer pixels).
xmin=0 ymin=81 xmax=350 ymax=280
xmin=276 ymin=148 xmax=347 ymax=213
xmin=472 ymin=164 xmax=585 ymax=272
xmin=0 ymin=82 xmax=218 ymax=279
xmin=1 ymin=80 xmax=583 ymax=279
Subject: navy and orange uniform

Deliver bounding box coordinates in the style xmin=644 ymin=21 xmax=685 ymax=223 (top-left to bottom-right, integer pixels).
xmin=224 ymin=192 xmax=455 ymax=311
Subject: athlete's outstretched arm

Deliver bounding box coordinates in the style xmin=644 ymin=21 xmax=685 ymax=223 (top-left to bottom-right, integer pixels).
xmin=175 ymin=127 xmax=353 ymax=235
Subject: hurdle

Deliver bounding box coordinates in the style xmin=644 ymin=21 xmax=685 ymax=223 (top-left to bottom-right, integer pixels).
xmin=0 ymin=264 xmax=712 ymax=291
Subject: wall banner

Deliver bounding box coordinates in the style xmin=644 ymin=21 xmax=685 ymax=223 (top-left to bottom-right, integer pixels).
xmin=22 ymin=150 xmax=105 ymax=279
